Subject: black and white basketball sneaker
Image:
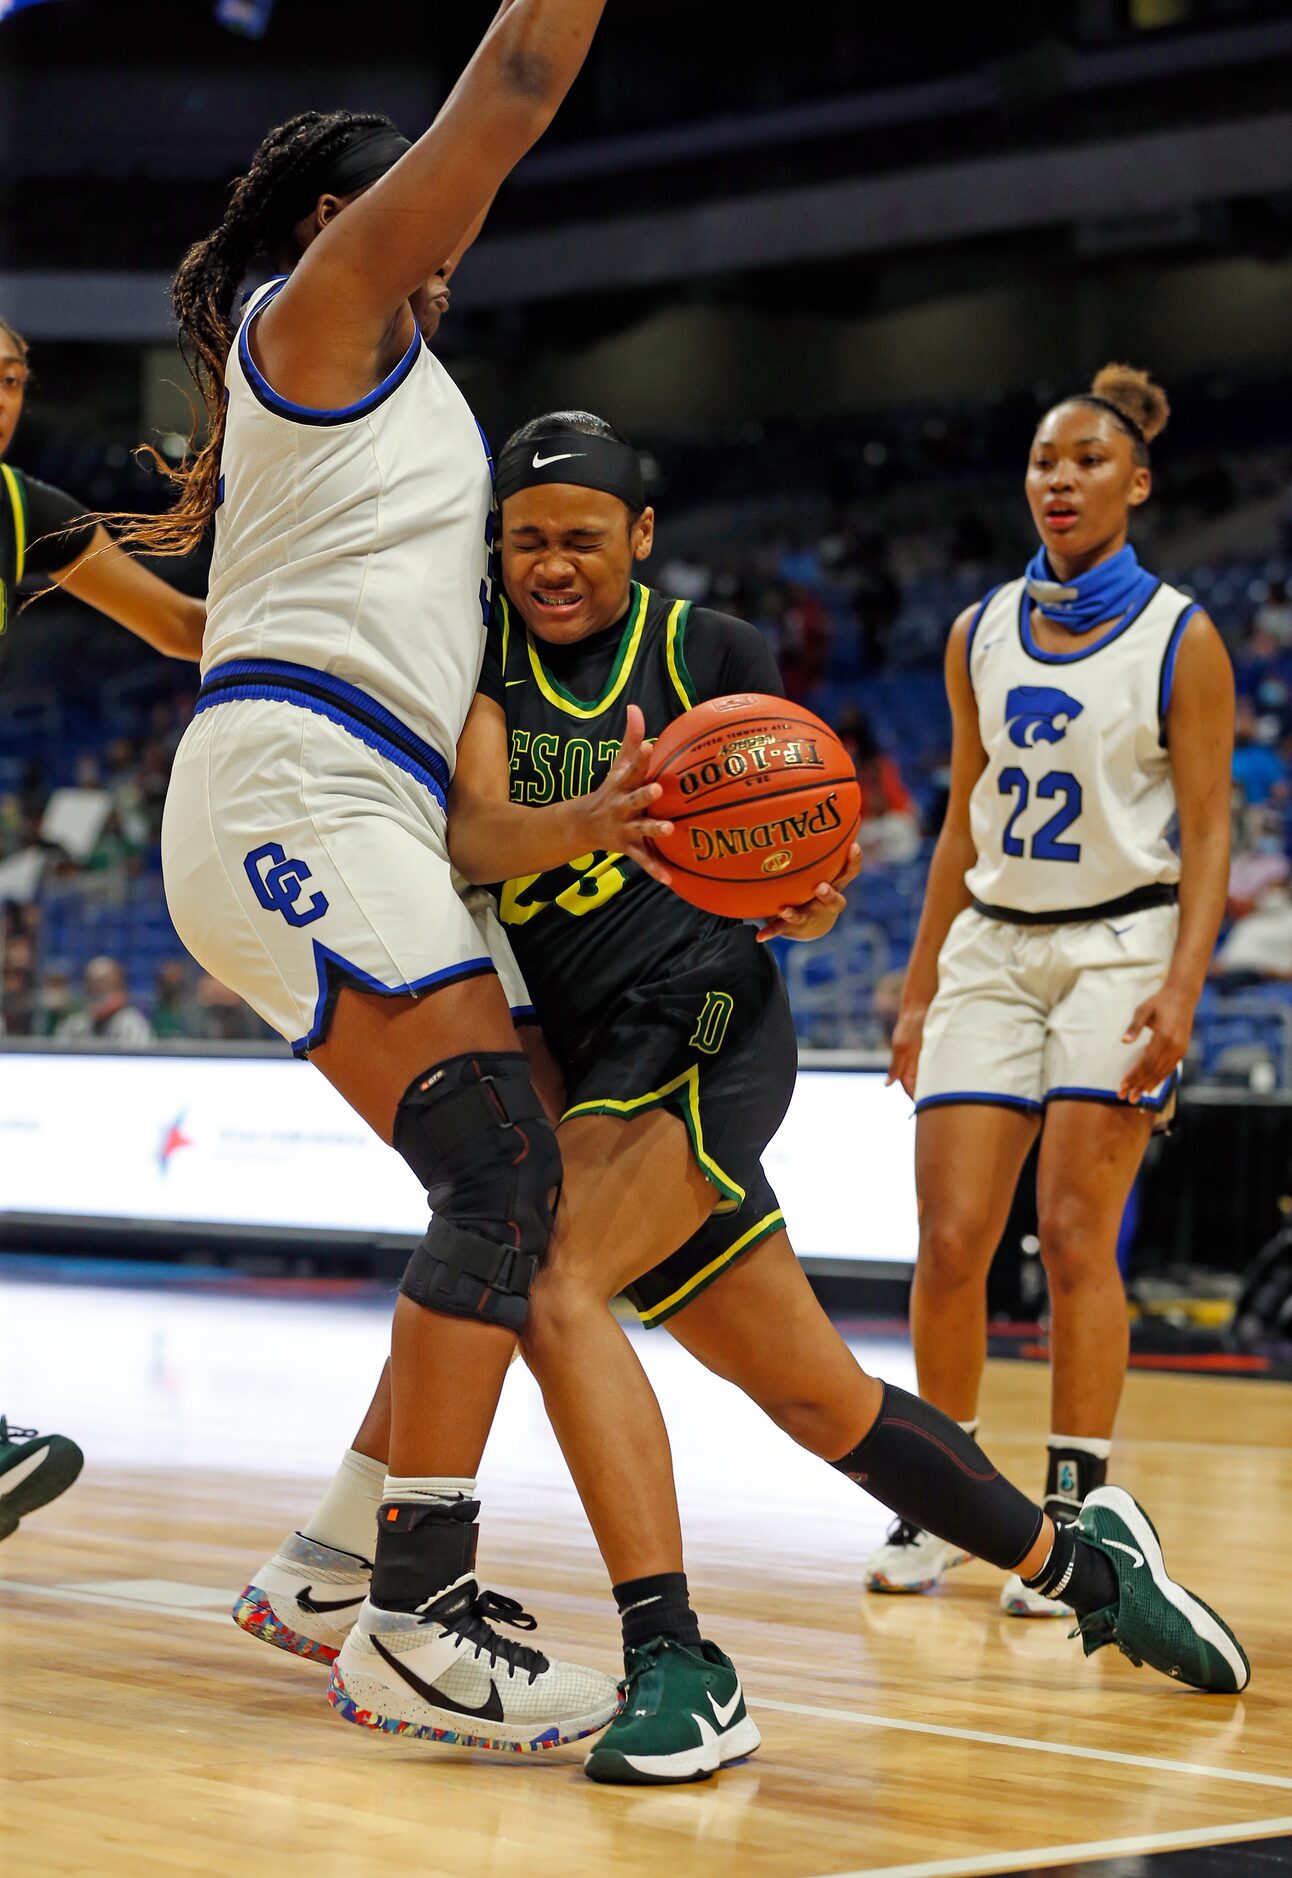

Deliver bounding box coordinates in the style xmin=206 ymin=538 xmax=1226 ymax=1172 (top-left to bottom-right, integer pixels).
xmin=329 ymin=1573 xmax=620 ymax=1752
xmin=233 ymin=1531 xmax=371 ymax=1664
xmin=0 ymin=1416 xmax=83 ymax=1540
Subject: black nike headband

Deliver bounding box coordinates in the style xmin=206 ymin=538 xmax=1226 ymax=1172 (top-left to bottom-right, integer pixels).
xmin=494 ymin=432 xmax=646 ymax=511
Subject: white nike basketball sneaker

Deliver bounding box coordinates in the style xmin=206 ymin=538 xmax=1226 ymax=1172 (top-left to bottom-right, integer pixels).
xmin=999 ymin=1571 xmax=1073 ymax=1618
xmin=864 ymin=1518 xmax=971 ymax=1593
xmin=233 ymin=1532 xmax=371 ymax=1664
xmin=329 ymin=1574 xmax=620 ymax=1752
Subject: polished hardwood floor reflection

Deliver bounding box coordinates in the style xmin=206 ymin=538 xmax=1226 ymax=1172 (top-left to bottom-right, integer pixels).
xmin=0 ymin=1276 xmax=1288 ymax=1878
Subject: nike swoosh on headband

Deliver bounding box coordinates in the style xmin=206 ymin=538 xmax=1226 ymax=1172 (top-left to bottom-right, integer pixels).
xmin=532 ymin=450 xmax=586 ymax=468
xmin=371 ymin=1634 xmax=505 ymax=1721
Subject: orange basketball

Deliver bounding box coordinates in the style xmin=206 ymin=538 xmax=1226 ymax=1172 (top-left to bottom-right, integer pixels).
xmin=645 ymin=694 xmax=861 ymax=919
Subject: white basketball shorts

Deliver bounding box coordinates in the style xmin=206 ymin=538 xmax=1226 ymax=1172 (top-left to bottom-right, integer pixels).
xmin=161 ymin=692 xmax=530 ymax=1056
xmin=914 ymin=902 xmax=1180 ymax=1118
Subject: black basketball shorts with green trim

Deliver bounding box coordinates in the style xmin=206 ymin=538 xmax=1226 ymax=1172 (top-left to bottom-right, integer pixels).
xmin=558 ymin=926 xmax=799 ymax=1327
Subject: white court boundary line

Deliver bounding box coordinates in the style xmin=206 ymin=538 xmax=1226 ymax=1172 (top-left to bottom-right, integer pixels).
xmin=806 ymin=1815 xmax=1292 ymax=1878
xmin=755 ymin=1695 xmax=1292 ymax=1793
xmin=4 ymin=1576 xmax=1289 ymax=1804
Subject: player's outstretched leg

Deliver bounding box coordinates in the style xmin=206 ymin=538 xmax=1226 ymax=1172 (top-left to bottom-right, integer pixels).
xmin=0 ymin=1415 xmax=83 ymax=1540
xmin=668 ymin=1234 xmax=1250 ymax=1694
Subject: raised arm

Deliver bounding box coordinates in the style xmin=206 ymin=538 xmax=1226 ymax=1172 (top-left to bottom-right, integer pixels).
xmin=887 ymin=605 xmax=988 ymax=1096
xmin=49 ymin=526 xmax=205 ymax=661
xmin=258 ymin=0 xmax=606 ymax=406
xmin=1118 ymin=612 xmax=1233 ymax=1103
xmin=448 ymin=697 xmax=674 ymax=885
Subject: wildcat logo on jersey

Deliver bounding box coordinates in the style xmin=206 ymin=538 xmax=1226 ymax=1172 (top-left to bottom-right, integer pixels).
xmin=1005 ymin=686 xmax=1084 ymax=749
xmin=244 ymin=842 xmax=329 ymax=927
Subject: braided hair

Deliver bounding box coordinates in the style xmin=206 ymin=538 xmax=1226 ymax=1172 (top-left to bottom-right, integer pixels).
xmin=106 ymin=110 xmax=396 ymax=556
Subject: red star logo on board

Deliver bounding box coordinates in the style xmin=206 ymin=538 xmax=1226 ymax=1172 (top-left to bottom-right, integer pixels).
xmin=157 ymin=1114 xmax=193 ymax=1175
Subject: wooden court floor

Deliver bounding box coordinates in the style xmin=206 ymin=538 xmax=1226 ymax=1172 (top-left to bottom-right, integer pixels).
xmin=1 ymin=1306 xmax=1289 ymax=1878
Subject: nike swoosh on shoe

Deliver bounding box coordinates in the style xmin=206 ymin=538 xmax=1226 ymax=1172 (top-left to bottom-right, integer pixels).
xmin=371 ymin=1635 xmax=505 ymax=1722
xmin=297 ymin=1586 xmax=367 ymax=1614
xmin=708 ymin=1682 xmax=742 ymax=1729
xmin=1102 ymin=1539 xmax=1145 ymax=1568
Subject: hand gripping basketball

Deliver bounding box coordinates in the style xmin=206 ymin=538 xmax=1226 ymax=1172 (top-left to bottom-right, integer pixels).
xmin=572 ymin=703 xmax=676 ymax=882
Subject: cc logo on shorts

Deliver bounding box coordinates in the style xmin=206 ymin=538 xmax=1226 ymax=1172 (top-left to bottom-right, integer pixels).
xmin=243 ymin=842 xmax=330 ymax=928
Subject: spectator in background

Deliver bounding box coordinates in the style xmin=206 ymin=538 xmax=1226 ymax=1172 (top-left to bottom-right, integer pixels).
xmin=848 ymin=533 xmax=900 ymax=671
xmin=34 ymin=968 xmax=75 ymax=1037
xmin=151 ymin=958 xmax=205 ymax=1040
xmin=1252 ymin=579 xmax=1292 ymax=650
xmin=1232 ymin=697 xmax=1288 ymax=809
xmin=1227 ymin=802 xmax=1290 ymax=918
xmin=1211 ymin=883 xmax=1292 ymax=985
xmin=56 ymin=956 xmax=152 ymax=1044
xmin=194 ymin=971 xmax=276 ymax=1043
xmin=779 ymin=583 xmax=830 ymax=698
xmin=838 ymin=707 xmax=921 ymax=864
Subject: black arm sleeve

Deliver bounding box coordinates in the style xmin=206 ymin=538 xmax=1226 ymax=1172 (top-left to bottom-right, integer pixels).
xmin=477 ymin=617 xmax=506 ymax=705
xmin=683 ymin=606 xmax=787 ymax=702
xmin=21 ymin=475 xmax=97 ymax=576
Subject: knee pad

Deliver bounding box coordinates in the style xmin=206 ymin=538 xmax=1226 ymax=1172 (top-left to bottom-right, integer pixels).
xmin=395 ymin=1052 xmax=561 ymax=1333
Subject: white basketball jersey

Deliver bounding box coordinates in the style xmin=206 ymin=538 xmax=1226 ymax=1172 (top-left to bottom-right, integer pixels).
xmin=202 ymin=278 xmax=493 ymax=765
xmin=964 ymin=576 xmax=1198 ymax=914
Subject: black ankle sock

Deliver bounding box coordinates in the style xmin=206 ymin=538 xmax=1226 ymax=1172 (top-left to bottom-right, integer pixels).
xmin=1023 ymin=1521 xmax=1118 ymax=1616
xmin=831 ymin=1382 xmax=1043 ymax=1572
xmin=370 ymin=1498 xmax=480 ymax=1613
xmin=1044 ymin=1444 xmax=1109 ymax=1524
xmin=613 ymin=1572 xmax=701 ymax=1652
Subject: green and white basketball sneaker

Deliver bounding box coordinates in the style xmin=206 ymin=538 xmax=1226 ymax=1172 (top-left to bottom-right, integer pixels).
xmin=0 ymin=1416 xmax=83 ymax=1540
xmin=584 ymin=1637 xmax=760 ymax=1785
xmin=1071 ymin=1486 xmax=1250 ymax=1694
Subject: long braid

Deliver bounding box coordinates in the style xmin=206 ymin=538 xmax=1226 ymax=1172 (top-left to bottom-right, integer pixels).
xmin=99 ymin=110 xmax=392 ymax=557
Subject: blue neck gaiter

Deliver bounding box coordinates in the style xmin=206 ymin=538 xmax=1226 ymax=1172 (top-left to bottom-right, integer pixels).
xmin=1024 ymin=544 xmax=1157 ymax=636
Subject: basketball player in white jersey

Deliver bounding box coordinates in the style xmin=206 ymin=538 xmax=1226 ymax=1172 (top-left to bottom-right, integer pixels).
xmin=103 ymin=5 xmax=651 ymax=1755
xmin=866 ymin=366 xmax=1235 ymax=1617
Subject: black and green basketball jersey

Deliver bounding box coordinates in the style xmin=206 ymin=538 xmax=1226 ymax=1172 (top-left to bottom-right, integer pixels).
xmin=0 ymin=464 xmax=95 ymax=682
xmin=478 ymin=579 xmax=783 ymax=1067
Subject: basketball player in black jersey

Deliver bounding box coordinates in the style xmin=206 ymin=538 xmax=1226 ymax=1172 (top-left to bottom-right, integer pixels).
xmin=258 ymin=411 xmax=1248 ymax=1783
xmin=1 ymin=314 xmax=203 ymax=1536
xmin=0 ymin=316 xmax=204 ymax=671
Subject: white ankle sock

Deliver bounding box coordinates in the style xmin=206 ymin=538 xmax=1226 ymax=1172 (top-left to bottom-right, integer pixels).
xmin=382 ymin=1474 xmax=477 ymax=1506
xmin=300 ymin=1448 xmax=387 ymax=1562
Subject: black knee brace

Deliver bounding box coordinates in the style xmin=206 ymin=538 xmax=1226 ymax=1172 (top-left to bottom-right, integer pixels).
xmin=395 ymin=1051 xmax=561 ymax=1333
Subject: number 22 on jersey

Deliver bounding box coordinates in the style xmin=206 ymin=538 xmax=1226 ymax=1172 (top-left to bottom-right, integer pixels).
xmin=998 ymin=768 xmax=1083 ymax=863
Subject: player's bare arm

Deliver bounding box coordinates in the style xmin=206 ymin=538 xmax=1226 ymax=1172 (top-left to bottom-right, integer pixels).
xmin=257 ymin=0 xmax=608 ymax=406
xmin=448 ymin=697 xmax=675 ymax=884
xmin=887 ymin=605 xmax=988 ymax=1096
xmin=1119 ymin=612 xmax=1234 ymax=1103
xmin=51 ymin=526 xmax=205 ymax=660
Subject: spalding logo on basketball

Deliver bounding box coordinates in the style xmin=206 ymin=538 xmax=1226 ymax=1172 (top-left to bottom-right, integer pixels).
xmin=645 ymin=694 xmax=861 ymax=918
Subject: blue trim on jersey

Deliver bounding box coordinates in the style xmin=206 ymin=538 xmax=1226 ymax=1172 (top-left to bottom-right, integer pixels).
xmin=510 ymin=1003 xmax=539 ymax=1024
xmin=195 ymin=659 xmax=450 ymax=808
xmin=914 ymin=1091 xmax=1044 ymax=1115
xmin=1157 ymin=601 xmax=1200 ymax=746
xmin=292 ymin=947 xmax=495 ymax=1056
xmin=1017 ymin=579 xmax=1162 ymax=666
xmin=1044 ymin=1075 xmax=1176 ymax=1114
xmin=238 ymin=278 xmax=423 ymax=426
xmin=964 ymin=585 xmax=1002 ymax=690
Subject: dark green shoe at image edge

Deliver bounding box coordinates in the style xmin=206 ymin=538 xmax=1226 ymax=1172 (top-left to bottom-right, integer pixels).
xmin=585 ymin=1637 xmax=761 ymax=1784
xmin=1072 ymin=1485 xmax=1250 ymax=1694
xmin=0 ymin=1417 xmax=84 ymax=1540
